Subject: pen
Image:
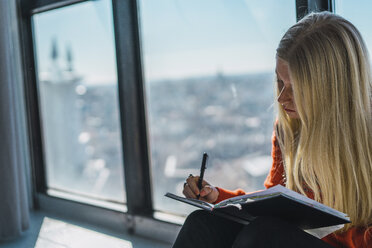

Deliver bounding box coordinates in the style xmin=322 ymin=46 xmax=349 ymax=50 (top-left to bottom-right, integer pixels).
xmin=197 ymin=152 xmax=208 ymax=199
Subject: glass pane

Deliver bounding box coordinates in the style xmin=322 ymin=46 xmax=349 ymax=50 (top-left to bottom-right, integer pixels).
xmin=33 ymin=0 xmax=125 ymax=203
xmin=139 ymin=0 xmax=296 ymax=215
xmin=335 ymin=0 xmax=372 ymax=59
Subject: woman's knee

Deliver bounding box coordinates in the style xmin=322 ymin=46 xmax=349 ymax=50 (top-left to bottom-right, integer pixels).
xmin=187 ymin=210 xmax=209 ymax=220
xmin=183 ymin=210 xmax=244 ymax=235
xmin=181 ymin=210 xmax=214 ymax=231
xmin=184 ymin=210 xmax=210 ymax=224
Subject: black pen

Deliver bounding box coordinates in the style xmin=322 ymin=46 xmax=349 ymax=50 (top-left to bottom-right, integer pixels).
xmin=197 ymin=152 xmax=208 ymax=199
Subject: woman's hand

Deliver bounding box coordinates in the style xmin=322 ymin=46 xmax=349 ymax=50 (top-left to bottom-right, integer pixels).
xmin=183 ymin=175 xmax=219 ymax=204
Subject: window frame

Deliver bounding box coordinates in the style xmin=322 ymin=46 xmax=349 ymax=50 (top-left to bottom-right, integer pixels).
xmin=17 ymin=0 xmax=333 ymax=243
xmin=296 ymin=0 xmax=333 ymax=21
xmin=17 ymin=0 xmax=167 ymax=241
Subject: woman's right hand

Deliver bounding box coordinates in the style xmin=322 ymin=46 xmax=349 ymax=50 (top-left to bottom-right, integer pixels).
xmin=183 ymin=175 xmax=219 ymax=204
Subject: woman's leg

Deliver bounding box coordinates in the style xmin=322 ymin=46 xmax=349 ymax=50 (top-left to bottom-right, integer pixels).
xmin=232 ymin=216 xmax=335 ymax=248
xmin=172 ymin=210 xmax=244 ymax=248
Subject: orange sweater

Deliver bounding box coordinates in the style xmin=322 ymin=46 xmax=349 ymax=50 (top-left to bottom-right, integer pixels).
xmin=215 ymin=132 xmax=372 ymax=248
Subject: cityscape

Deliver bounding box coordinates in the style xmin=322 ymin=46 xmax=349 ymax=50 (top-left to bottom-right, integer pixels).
xmin=33 ymin=0 xmax=282 ymax=216
xmin=37 ymin=40 xmax=277 ymax=216
xmin=146 ymin=72 xmax=275 ymax=214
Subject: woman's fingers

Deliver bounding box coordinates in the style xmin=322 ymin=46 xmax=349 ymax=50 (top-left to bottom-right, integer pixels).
xmin=183 ymin=183 xmax=197 ymax=199
xmin=200 ymin=185 xmax=212 ymax=197
xmin=183 ymin=176 xmax=218 ymax=203
xmin=186 ymin=176 xmax=201 ymax=195
xmin=200 ymin=185 xmax=219 ymax=203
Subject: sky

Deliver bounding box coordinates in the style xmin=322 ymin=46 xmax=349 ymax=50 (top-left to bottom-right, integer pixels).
xmin=32 ymin=0 xmax=372 ymax=85
xmin=33 ymin=0 xmax=117 ymax=85
xmin=139 ymin=0 xmax=296 ymax=81
xmin=335 ymin=0 xmax=372 ymax=47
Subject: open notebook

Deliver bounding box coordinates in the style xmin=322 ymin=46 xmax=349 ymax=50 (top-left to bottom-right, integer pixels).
xmin=166 ymin=185 xmax=350 ymax=237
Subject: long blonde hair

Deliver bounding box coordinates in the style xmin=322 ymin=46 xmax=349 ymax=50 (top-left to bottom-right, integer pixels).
xmin=276 ymin=12 xmax=372 ymax=230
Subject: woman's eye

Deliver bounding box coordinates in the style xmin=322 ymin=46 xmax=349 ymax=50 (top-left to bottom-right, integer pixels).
xmin=277 ymin=80 xmax=284 ymax=91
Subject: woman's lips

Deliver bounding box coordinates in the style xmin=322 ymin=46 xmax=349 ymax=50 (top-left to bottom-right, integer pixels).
xmin=284 ymin=108 xmax=296 ymax=112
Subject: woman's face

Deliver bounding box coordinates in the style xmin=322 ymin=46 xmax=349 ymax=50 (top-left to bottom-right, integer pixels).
xmin=276 ymin=57 xmax=299 ymax=119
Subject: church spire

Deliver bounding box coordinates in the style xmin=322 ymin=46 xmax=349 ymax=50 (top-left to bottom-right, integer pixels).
xmin=51 ymin=38 xmax=58 ymax=61
xmin=66 ymin=44 xmax=73 ymax=71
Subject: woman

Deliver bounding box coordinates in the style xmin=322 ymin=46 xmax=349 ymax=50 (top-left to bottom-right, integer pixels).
xmin=173 ymin=12 xmax=372 ymax=248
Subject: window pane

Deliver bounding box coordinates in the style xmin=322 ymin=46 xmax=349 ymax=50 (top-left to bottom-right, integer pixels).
xmin=33 ymin=0 xmax=125 ymax=203
xmin=139 ymin=0 xmax=296 ymax=215
xmin=335 ymin=0 xmax=372 ymax=59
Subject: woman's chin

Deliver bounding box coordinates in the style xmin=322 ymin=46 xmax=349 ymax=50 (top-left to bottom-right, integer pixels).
xmin=286 ymin=111 xmax=299 ymax=119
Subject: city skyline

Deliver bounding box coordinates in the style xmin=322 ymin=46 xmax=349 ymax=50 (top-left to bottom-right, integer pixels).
xmin=33 ymin=0 xmax=296 ymax=85
xmin=32 ymin=0 xmax=372 ymax=85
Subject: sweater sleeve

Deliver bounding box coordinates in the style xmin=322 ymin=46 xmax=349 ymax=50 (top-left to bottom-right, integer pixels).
xmin=214 ymin=187 xmax=246 ymax=203
xmin=322 ymin=226 xmax=372 ymax=248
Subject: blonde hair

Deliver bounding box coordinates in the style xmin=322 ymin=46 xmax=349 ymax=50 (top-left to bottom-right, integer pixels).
xmin=276 ymin=12 xmax=372 ymax=231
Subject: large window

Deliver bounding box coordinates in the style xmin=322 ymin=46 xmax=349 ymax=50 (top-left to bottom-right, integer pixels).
xmin=139 ymin=0 xmax=296 ymax=215
xmin=33 ymin=0 xmax=126 ymax=204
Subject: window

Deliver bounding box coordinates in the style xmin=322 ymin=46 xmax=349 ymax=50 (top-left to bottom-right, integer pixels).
xmin=32 ymin=0 xmax=126 ymax=204
xmin=139 ymin=0 xmax=296 ymax=215
xmin=334 ymin=0 xmax=372 ymax=60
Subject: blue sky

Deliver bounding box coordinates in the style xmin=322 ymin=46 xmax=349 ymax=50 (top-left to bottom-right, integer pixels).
xmin=139 ymin=0 xmax=296 ymax=81
xmin=335 ymin=0 xmax=372 ymax=48
xmin=33 ymin=0 xmax=117 ymax=85
xmin=32 ymin=0 xmax=372 ymax=85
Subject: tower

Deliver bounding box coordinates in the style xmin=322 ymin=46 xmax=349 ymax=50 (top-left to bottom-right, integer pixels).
xmin=38 ymin=38 xmax=85 ymax=189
